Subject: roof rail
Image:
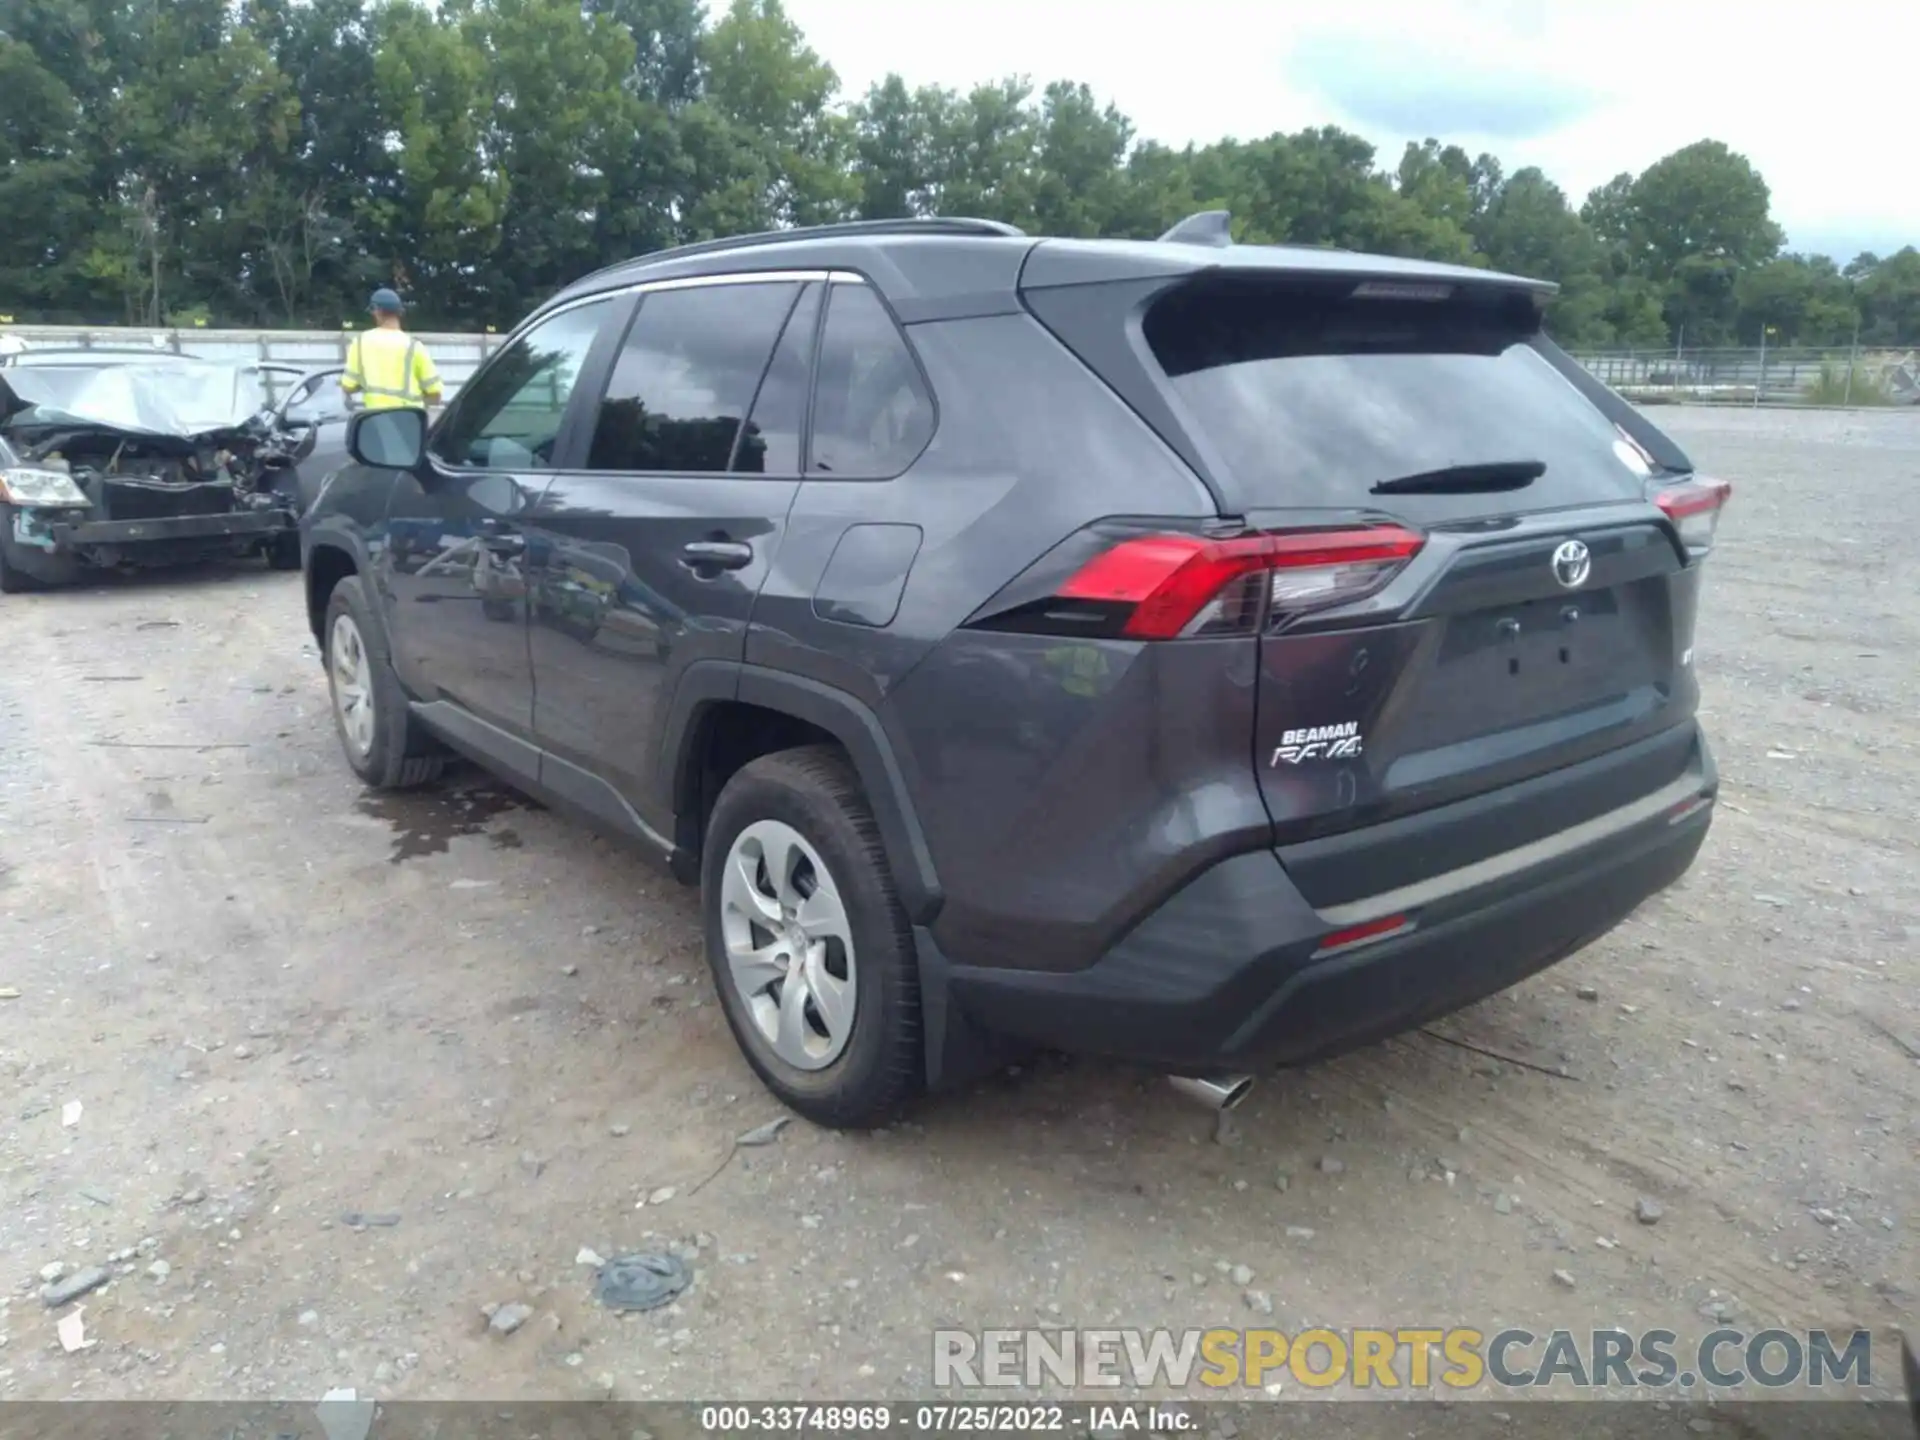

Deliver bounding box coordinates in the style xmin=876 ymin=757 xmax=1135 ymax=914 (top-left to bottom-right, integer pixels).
xmin=584 ymin=217 xmax=1028 ymax=283
xmin=1159 ymin=210 xmax=1233 ymax=248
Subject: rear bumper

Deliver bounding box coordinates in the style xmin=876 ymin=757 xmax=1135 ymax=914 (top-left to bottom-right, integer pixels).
xmin=49 ymin=510 xmax=293 ymax=548
xmin=942 ymin=727 xmax=1716 ymax=1073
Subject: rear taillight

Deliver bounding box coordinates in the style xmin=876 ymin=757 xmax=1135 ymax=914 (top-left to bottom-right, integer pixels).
xmin=1037 ymin=525 xmax=1424 ymax=639
xmin=1654 ymin=477 xmax=1732 ymax=559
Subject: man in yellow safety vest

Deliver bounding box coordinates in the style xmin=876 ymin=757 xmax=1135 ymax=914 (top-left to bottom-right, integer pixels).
xmin=341 ymin=288 xmax=443 ymax=411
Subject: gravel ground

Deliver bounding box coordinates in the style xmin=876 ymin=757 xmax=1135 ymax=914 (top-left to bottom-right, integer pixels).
xmin=0 ymin=407 xmax=1914 ymax=1407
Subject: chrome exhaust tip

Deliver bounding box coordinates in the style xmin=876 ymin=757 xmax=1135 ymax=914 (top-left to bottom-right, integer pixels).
xmin=1168 ymin=1073 xmax=1255 ymax=1112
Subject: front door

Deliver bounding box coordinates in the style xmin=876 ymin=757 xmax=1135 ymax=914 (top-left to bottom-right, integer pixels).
xmin=525 ymin=277 xmax=818 ymax=841
xmin=380 ymin=298 xmax=618 ymax=739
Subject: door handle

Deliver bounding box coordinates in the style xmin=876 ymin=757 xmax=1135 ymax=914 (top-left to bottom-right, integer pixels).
xmin=680 ymin=539 xmax=753 ymax=571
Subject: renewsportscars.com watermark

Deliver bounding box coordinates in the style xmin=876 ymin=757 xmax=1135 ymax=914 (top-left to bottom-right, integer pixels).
xmin=933 ymin=1327 xmax=1876 ymax=1392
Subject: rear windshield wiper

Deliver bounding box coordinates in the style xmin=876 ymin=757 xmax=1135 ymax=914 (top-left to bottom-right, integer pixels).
xmin=1370 ymin=460 xmax=1545 ymax=495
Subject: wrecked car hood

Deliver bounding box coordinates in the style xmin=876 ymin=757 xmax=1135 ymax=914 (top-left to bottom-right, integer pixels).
xmin=0 ymin=362 xmax=269 ymax=440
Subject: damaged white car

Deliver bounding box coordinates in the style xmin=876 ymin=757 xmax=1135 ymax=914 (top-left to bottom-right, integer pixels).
xmin=0 ymin=353 xmax=307 ymax=592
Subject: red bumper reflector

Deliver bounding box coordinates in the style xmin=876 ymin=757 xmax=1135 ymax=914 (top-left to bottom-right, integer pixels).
xmin=1314 ymin=913 xmax=1413 ymax=956
xmin=1666 ymin=794 xmax=1714 ymax=825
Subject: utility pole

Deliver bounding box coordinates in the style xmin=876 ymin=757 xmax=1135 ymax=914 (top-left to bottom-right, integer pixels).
xmin=1755 ymin=325 xmax=1771 ymax=408
xmin=1843 ymin=313 xmax=1861 ymax=406
xmin=140 ymin=184 xmax=162 ymax=329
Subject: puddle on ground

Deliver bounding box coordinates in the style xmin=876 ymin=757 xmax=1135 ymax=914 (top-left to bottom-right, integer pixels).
xmin=356 ymin=782 xmax=541 ymax=863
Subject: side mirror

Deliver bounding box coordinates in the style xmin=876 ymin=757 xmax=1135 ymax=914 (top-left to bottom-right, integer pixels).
xmin=347 ymin=407 xmax=427 ymax=470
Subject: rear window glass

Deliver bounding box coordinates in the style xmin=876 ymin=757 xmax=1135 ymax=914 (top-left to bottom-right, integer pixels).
xmin=1143 ymin=282 xmax=1646 ymax=517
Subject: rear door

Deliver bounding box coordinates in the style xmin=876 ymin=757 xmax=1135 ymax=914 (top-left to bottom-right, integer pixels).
xmin=1031 ymin=270 xmax=1717 ymax=867
xmin=524 ymin=275 xmax=818 ymax=843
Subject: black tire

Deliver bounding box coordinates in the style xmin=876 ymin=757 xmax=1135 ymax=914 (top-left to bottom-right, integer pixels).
xmin=701 ymin=745 xmax=923 ymax=1130
xmin=322 ymin=574 xmax=445 ymax=789
xmin=0 ymin=544 xmax=35 ymax=594
xmin=265 ymin=532 xmax=302 ymax=571
xmin=1 ymin=506 xmax=42 ymax=593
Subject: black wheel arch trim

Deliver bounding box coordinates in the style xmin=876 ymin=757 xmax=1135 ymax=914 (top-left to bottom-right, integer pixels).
xmin=660 ymin=660 xmax=944 ymax=925
xmin=302 ymin=522 xmax=386 ymax=651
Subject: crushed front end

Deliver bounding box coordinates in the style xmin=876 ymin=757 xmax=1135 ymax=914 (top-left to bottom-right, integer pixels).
xmin=0 ymin=362 xmax=298 ymax=585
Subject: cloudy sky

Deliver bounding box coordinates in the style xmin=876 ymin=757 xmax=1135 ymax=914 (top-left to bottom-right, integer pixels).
xmin=783 ymin=0 xmax=1913 ymax=260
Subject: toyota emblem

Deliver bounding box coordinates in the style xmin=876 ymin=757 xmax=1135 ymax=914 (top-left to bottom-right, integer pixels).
xmin=1551 ymin=539 xmax=1591 ymax=589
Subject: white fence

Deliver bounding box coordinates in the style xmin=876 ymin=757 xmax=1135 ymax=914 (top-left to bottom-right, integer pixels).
xmin=1571 ymin=346 xmax=1920 ymax=407
xmin=9 ymin=323 xmax=1920 ymax=410
xmin=1 ymin=324 xmax=505 ymax=403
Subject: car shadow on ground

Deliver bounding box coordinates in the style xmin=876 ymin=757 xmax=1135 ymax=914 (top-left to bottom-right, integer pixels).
xmin=7 ymin=555 xmax=292 ymax=598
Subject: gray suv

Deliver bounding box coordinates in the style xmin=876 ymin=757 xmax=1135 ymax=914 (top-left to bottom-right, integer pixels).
xmin=300 ymin=214 xmax=1728 ymax=1128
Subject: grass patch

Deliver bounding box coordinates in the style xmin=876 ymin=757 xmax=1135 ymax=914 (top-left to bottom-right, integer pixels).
xmin=1804 ymin=360 xmax=1893 ymax=406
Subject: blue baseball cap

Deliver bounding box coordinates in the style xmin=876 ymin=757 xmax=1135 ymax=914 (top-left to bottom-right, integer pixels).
xmin=368 ymin=288 xmax=404 ymax=314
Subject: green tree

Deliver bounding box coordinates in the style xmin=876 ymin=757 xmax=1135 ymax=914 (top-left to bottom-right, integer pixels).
xmin=1029 ymin=81 xmax=1132 ymax=236
xmin=1625 ymin=140 xmax=1783 ymax=275
xmin=1663 ymin=253 xmax=1744 ymax=348
xmin=103 ymin=0 xmax=303 ymax=323
xmin=0 ymin=35 xmax=96 ymax=315
xmin=850 ymin=75 xmax=931 ymax=220
xmin=1734 ymin=254 xmax=1859 ymax=346
xmin=2 ymin=0 xmax=1911 ymax=342
xmin=1579 ymin=172 xmax=1637 ymax=248
xmin=473 ymin=0 xmax=651 ymax=316
xmin=918 ymin=78 xmax=1042 ymax=225
xmin=1395 ymin=139 xmax=1477 ymax=234
xmin=1106 ymin=140 xmax=1201 ymax=238
xmin=585 ymin=0 xmax=705 ymax=108
xmin=1852 ymin=247 xmax=1920 ymax=346
xmin=1473 ymin=167 xmax=1612 ymax=344
xmin=254 ymin=0 xmax=393 ymax=322
xmin=700 ymin=0 xmax=854 ymax=228
xmin=368 ymin=0 xmax=504 ymax=321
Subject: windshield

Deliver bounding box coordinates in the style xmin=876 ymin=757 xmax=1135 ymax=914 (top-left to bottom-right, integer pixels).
xmin=1143 ymin=280 xmax=1649 ymax=520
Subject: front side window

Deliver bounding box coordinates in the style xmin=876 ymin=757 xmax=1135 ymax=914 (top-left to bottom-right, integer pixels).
xmin=808 ymin=283 xmax=933 ymax=479
xmin=586 ymin=282 xmax=800 ymax=474
xmin=431 ymin=299 xmax=613 ymax=470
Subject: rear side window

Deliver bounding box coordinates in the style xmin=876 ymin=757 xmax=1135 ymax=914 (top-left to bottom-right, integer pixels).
xmin=586 ymin=281 xmax=799 ymax=474
xmin=808 ymin=283 xmax=932 ymax=479
xmin=1143 ymin=281 xmax=1646 ymax=518
xmin=736 ymin=283 xmax=821 ymax=474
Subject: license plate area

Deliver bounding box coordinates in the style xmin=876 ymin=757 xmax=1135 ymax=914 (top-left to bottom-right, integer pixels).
xmin=1423 ymin=587 xmax=1660 ymax=740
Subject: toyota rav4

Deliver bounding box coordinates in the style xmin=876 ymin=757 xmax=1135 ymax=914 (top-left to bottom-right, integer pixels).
xmin=301 ymin=213 xmax=1728 ymax=1128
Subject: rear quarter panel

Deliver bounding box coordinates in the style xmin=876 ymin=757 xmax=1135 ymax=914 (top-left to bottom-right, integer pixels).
xmin=746 ymin=308 xmax=1231 ymax=971
xmin=746 ymin=309 xmax=1215 ymax=706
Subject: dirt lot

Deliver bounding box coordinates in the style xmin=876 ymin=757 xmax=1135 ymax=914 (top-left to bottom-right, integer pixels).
xmin=0 ymin=407 xmax=1914 ymax=1408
